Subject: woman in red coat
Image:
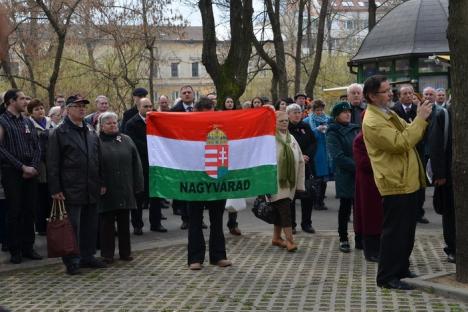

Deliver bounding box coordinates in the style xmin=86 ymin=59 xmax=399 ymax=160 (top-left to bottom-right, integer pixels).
xmin=353 ymin=130 xmax=383 ymax=262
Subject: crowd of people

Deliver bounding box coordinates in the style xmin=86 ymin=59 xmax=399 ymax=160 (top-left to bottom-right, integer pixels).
xmin=0 ymin=77 xmax=455 ymax=290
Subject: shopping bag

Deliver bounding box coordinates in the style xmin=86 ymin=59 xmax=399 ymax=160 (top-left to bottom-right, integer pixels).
xmin=251 ymin=196 xmax=274 ymax=224
xmin=46 ymin=200 xmax=79 ymax=258
xmin=225 ymin=198 xmax=247 ymax=212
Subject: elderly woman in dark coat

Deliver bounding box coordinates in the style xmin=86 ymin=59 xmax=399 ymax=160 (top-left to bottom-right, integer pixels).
xmin=353 ymin=129 xmax=383 ymax=262
xmin=326 ymin=102 xmax=360 ymax=253
xmin=98 ymin=112 xmax=144 ymax=263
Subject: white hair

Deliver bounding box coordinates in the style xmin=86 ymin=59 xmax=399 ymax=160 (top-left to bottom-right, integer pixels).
xmin=286 ymin=103 xmax=302 ymax=114
xmin=95 ymin=95 xmax=108 ymax=104
xmin=97 ymin=111 xmax=118 ymax=134
xmin=347 ymin=83 xmax=363 ymax=95
xmin=423 ymin=87 xmax=435 ymax=94
xmin=399 ymin=84 xmax=414 ymax=92
xmin=48 ymin=106 xmax=61 ymax=117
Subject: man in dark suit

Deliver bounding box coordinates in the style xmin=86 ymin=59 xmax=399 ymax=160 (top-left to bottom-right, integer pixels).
xmin=120 ymin=87 xmax=147 ymax=133
xmin=392 ymin=85 xmax=429 ymax=224
xmin=347 ymin=83 xmax=366 ymax=126
xmin=125 ymin=98 xmax=166 ymax=235
xmin=170 ymin=85 xmax=207 ymax=230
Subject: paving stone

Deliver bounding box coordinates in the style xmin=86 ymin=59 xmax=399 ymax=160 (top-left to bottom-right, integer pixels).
xmin=0 ymin=233 xmax=465 ymax=311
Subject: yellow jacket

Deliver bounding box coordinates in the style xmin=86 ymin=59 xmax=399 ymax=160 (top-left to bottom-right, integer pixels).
xmin=362 ymin=104 xmax=428 ymax=196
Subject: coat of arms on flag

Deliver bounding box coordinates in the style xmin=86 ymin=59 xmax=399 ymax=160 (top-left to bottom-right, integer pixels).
xmin=205 ymin=128 xmax=229 ymax=179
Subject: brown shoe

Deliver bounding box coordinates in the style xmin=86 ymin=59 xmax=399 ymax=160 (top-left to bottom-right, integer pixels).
xmin=216 ymin=259 xmax=232 ymax=267
xmin=272 ymin=238 xmax=287 ymax=248
xmin=286 ymin=241 xmax=298 ymax=252
xmin=189 ymin=262 xmax=202 ymax=270
xmin=229 ymin=227 xmax=242 ymax=236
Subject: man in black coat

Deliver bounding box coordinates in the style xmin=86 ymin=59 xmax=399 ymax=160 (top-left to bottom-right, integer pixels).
xmin=47 ymin=95 xmax=106 ymax=275
xmin=286 ymin=103 xmax=317 ymax=234
xmin=170 ymin=85 xmax=207 ymax=230
xmin=125 ymin=98 xmax=166 ymax=235
xmin=347 ymin=83 xmax=366 ymax=126
xmin=429 ymin=106 xmax=455 ymax=263
xmin=120 ymin=87 xmax=147 ymax=133
xmin=392 ymin=85 xmax=429 ymax=224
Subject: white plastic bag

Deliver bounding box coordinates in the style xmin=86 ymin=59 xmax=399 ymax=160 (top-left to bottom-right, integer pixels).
xmin=225 ymin=198 xmax=247 ymax=212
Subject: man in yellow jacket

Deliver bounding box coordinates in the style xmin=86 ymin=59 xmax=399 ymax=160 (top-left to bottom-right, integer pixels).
xmin=362 ymin=75 xmax=433 ymax=290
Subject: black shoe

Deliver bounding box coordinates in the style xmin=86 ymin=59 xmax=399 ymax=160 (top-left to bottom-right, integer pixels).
xmin=180 ymin=221 xmax=189 ymax=230
xmin=66 ymin=263 xmax=81 ymax=275
xmin=151 ymin=225 xmax=167 ymax=233
xmin=417 ymin=217 xmax=429 ymax=224
xmin=161 ymin=214 xmax=167 ymax=220
xmin=22 ymin=250 xmax=42 ymax=260
xmin=292 ymin=228 xmax=297 ymax=235
xmin=315 ymin=204 xmax=328 ymax=211
xmin=133 ymin=228 xmax=143 ymax=235
xmin=355 ymin=240 xmax=363 ymax=250
xmin=202 ymin=221 xmax=208 ymax=229
xmin=339 ymin=241 xmax=351 ymax=253
xmin=448 ymin=254 xmax=456 ymax=263
xmin=400 ymin=271 xmax=418 ymax=279
xmin=365 ymin=255 xmax=379 ymax=263
xmin=80 ymin=257 xmax=107 ymax=268
xmin=379 ymin=279 xmax=414 ymax=290
xmin=301 ymin=225 xmax=316 ymax=234
xmin=10 ymin=254 xmax=22 ymax=264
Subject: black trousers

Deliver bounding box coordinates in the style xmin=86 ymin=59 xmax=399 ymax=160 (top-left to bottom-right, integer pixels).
xmin=100 ymin=210 xmax=131 ymax=259
xmin=338 ymin=198 xmax=353 ymax=242
xmin=63 ymin=203 xmax=98 ymax=266
xmin=0 ymin=199 xmax=6 ymax=245
xmin=363 ymin=234 xmax=380 ymax=259
xmin=2 ymin=168 xmax=37 ymax=256
xmin=416 ymin=188 xmax=426 ymax=219
xmin=377 ymin=191 xmax=418 ymax=285
xmin=290 ymin=197 xmax=313 ymax=228
xmin=188 ymin=200 xmax=226 ymax=265
xmin=442 ymin=206 xmax=456 ymax=255
xmin=131 ymin=195 xmax=162 ymax=230
xmin=35 ymin=182 xmax=51 ymax=233
xmin=173 ymin=199 xmax=189 ymax=223
xmin=227 ymin=211 xmax=238 ymax=229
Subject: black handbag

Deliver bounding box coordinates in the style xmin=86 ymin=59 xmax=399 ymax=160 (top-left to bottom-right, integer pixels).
xmin=252 ymin=196 xmax=274 ymax=224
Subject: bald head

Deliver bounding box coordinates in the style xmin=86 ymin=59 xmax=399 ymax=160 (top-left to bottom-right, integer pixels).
xmin=158 ymin=95 xmax=170 ymax=111
xmin=399 ymin=85 xmax=414 ymax=105
xmin=138 ymin=98 xmax=153 ymax=117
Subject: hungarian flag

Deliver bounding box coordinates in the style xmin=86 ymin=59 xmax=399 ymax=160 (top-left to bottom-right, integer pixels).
xmin=146 ymin=107 xmax=278 ymax=201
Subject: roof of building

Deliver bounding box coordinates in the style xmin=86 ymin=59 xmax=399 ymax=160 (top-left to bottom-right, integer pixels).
xmin=350 ymin=0 xmax=449 ymax=64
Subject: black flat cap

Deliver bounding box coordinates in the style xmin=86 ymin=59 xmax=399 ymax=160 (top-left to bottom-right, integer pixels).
xmin=132 ymin=87 xmax=148 ymax=97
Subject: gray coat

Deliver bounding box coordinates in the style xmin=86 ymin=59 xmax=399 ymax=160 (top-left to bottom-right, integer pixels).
xmin=99 ymin=133 xmax=144 ymax=213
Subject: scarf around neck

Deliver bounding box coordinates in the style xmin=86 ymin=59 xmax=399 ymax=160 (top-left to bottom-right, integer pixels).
xmin=276 ymin=130 xmax=296 ymax=190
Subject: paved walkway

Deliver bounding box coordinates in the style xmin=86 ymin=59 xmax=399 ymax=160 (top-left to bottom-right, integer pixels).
xmin=0 ymin=231 xmax=464 ymax=312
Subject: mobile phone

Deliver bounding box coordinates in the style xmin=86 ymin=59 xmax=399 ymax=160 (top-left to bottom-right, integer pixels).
xmin=414 ymin=93 xmax=423 ymax=102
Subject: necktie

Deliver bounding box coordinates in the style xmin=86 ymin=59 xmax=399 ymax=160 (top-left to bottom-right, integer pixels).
xmin=405 ymin=106 xmax=411 ymax=114
xmin=186 ymin=106 xmax=193 ymax=112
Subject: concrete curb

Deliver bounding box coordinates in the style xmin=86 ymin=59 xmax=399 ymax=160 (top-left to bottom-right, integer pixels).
xmin=404 ymin=271 xmax=468 ymax=303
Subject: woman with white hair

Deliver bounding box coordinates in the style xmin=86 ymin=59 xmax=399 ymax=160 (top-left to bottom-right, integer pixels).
xmin=48 ymin=106 xmax=62 ymax=128
xmin=97 ymin=112 xmax=144 ymax=263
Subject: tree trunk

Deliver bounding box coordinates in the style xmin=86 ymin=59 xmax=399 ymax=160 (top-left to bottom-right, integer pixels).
xmin=447 ymin=0 xmax=468 ymax=283
xmin=304 ymin=0 xmax=328 ymax=99
xmin=141 ymin=0 xmax=155 ymax=103
xmin=0 ymin=57 xmax=18 ymax=89
xmin=368 ymin=0 xmax=376 ymax=31
xmin=294 ymin=0 xmax=306 ymax=94
xmin=199 ymin=0 xmax=253 ymax=107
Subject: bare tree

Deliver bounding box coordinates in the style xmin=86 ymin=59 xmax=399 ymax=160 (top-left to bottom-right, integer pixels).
xmin=294 ymin=0 xmax=306 ymax=94
xmin=304 ymin=0 xmax=328 ymax=98
xmin=368 ymin=0 xmax=376 ymax=31
xmin=199 ymin=0 xmax=253 ymax=106
xmin=447 ymin=0 xmax=468 ymax=283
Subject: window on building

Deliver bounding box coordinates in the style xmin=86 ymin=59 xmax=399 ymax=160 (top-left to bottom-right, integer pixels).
xmin=172 ymin=91 xmax=179 ymax=101
xmin=378 ymin=61 xmax=392 ymax=73
xmin=192 ymin=62 xmax=199 ymax=77
xmin=171 ymin=63 xmax=179 ymax=77
xmin=345 ymin=20 xmax=354 ymax=30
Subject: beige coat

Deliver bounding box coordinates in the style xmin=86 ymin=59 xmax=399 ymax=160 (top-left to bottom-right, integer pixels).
xmin=270 ymin=132 xmax=305 ymax=202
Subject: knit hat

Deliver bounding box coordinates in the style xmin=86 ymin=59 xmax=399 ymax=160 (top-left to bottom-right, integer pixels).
xmin=331 ymin=101 xmax=352 ymax=118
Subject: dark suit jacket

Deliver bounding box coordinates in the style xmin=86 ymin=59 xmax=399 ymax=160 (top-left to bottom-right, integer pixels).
xmin=392 ymin=101 xmax=417 ymax=123
xmin=170 ymin=101 xmax=185 ymax=112
xmin=120 ymin=106 xmax=138 ymax=132
xmin=124 ymin=114 xmax=148 ymax=169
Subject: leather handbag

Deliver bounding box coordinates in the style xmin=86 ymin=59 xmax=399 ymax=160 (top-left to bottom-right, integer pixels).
xmin=46 ymin=200 xmax=79 ymax=258
xmin=251 ymin=196 xmax=274 ymax=224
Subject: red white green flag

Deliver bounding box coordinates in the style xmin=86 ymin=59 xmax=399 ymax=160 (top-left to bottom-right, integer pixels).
xmin=146 ymin=107 xmax=278 ymax=201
